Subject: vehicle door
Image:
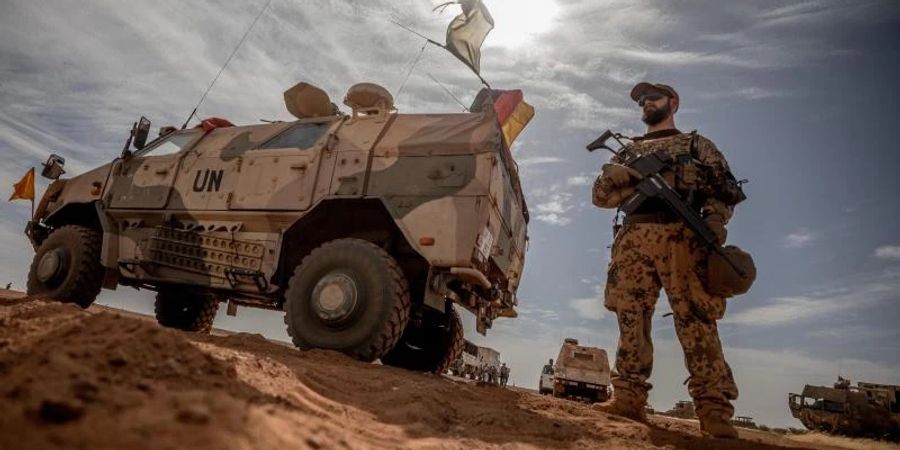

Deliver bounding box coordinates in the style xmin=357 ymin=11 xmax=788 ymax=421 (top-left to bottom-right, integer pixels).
xmin=105 ymin=130 xmax=202 ymax=209
xmin=170 ymin=123 xmax=292 ymax=211
xmin=230 ymin=118 xmax=338 ymax=211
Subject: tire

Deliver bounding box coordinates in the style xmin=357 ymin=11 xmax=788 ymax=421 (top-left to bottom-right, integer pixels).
xmin=381 ymin=305 xmax=464 ymax=374
xmin=283 ymin=238 xmax=410 ymax=362
xmin=553 ymin=383 xmax=565 ymax=398
xmin=154 ymin=288 xmax=219 ymax=333
xmin=27 ymin=225 xmax=104 ymax=308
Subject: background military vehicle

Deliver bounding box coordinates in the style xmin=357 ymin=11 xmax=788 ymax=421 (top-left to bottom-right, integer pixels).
xmin=661 ymin=400 xmax=697 ymax=419
xmin=24 ymin=81 xmax=531 ymax=374
xmin=450 ymin=339 xmax=501 ymax=380
xmin=789 ymin=377 xmax=899 ymax=439
xmin=551 ymin=338 xmax=611 ymax=403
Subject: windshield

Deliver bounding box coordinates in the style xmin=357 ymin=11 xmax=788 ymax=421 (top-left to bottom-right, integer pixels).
xmin=139 ymin=130 xmax=201 ymax=156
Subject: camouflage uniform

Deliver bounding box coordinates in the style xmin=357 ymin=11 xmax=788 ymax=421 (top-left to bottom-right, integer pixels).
xmin=593 ymin=130 xmax=738 ymax=422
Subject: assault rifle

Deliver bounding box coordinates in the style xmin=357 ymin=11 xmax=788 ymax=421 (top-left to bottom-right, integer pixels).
xmin=587 ymin=130 xmax=746 ymax=277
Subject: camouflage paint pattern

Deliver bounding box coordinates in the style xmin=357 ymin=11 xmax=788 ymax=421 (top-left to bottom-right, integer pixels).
xmin=31 ymin=83 xmax=528 ymax=332
xmin=594 ymin=131 xmax=739 ymax=421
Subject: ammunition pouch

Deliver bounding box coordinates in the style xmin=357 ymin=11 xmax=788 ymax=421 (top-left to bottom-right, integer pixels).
xmin=704 ymin=245 xmax=756 ymax=297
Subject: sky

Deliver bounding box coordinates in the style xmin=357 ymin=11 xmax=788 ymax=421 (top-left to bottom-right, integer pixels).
xmin=2 ymin=0 xmax=900 ymax=428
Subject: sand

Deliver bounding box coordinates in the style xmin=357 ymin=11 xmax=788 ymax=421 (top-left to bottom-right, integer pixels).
xmin=1 ymin=291 xmax=889 ymax=450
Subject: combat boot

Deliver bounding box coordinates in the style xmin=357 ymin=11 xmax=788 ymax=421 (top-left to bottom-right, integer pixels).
xmin=597 ymin=392 xmax=647 ymax=422
xmin=699 ymin=414 xmax=738 ymax=439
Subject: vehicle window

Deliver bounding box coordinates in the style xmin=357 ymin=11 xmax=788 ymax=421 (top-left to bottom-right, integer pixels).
xmin=823 ymin=400 xmax=844 ymax=413
xmin=141 ymin=131 xmax=200 ymax=156
xmin=260 ymin=122 xmax=328 ymax=149
xmin=574 ymin=352 xmax=594 ymax=361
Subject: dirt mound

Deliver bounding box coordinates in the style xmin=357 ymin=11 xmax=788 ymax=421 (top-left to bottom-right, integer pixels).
xmin=0 ymin=295 xmax=856 ymax=449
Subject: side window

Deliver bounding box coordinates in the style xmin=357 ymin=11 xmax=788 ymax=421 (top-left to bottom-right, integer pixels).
xmin=141 ymin=131 xmax=200 ymax=156
xmin=259 ymin=122 xmax=328 ymax=150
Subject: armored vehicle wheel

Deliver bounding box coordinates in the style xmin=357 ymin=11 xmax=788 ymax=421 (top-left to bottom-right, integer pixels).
xmin=380 ymin=305 xmax=464 ymax=374
xmin=154 ymin=289 xmax=219 ymax=333
xmin=27 ymin=225 xmax=104 ymax=308
xmin=283 ymin=238 xmax=410 ymax=362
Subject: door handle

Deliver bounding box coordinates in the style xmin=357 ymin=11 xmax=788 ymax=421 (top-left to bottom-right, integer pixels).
xmin=155 ymin=168 xmax=169 ymax=175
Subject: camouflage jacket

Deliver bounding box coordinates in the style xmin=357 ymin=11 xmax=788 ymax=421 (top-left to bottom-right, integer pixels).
xmin=592 ymin=129 xmax=736 ymax=224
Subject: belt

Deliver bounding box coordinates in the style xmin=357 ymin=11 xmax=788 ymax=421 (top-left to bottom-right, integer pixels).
xmin=623 ymin=212 xmax=680 ymax=224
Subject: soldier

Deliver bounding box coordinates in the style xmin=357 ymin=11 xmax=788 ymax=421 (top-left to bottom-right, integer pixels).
xmin=592 ymin=82 xmax=742 ymax=439
xmin=499 ymin=363 xmax=510 ymax=386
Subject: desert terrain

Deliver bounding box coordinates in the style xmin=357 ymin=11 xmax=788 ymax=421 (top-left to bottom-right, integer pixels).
xmin=1 ymin=290 xmax=896 ymax=450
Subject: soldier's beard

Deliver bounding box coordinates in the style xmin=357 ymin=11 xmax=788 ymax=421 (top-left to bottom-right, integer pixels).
xmin=642 ymin=103 xmax=671 ymax=126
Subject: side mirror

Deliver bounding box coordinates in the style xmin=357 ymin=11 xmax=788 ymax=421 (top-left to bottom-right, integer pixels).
xmin=41 ymin=154 xmax=66 ymax=180
xmin=133 ymin=116 xmax=151 ymax=150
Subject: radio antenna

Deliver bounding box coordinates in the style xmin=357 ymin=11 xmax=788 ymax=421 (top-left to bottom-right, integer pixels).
xmin=181 ymin=0 xmax=274 ymax=129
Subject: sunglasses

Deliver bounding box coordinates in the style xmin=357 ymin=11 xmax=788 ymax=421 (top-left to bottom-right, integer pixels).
xmin=638 ymin=93 xmax=666 ymax=107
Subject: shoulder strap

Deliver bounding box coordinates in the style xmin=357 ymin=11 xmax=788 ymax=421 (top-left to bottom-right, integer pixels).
xmin=688 ymin=130 xmax=699 ymax=159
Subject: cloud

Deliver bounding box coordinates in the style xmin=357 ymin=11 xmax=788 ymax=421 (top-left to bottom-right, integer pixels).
xmin=516 ymin=156 xmax=565 ymax=167
xmin=566 ymin=174 xmax=593 ymax=186
xmin=570 ymin=297 xmax=605 ymax=321
xmin=783 ymin=228 xmax=817 ymax=248
xmin=701 ymin=86 xmax=796 ymax=101
xmin=568 ymin=283 xmax=606 ymax=321
xmin=530 ymin=183 xmax=576 ymax=226
xmin=874 ymin=245 xmax=900 ymax=260
xmin=726 ymin=271 xmax=900 ymax=326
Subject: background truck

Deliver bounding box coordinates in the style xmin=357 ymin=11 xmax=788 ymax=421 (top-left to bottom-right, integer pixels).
xmin=24 ymin=81 xmax=531 ymax=375
xmin=451 ymin=339 xmax=501 ymax=380
xmin=552 ymin=338 xmax=611 ymax=403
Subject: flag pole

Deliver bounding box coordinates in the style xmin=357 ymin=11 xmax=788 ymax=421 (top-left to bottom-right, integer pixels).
xmin=390 ymin=20 xmax=491 ymax=89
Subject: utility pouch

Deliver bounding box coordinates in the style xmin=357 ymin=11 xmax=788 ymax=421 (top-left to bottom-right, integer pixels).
xmin=704 ymin=245 xmax=756 ymax=297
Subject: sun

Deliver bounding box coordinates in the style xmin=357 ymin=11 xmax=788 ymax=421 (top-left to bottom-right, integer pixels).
xmin=481 ymin=0 xmax=560 ymax=49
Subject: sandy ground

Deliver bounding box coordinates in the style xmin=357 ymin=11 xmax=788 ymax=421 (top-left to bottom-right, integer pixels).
xmin=1 ymin=290 xmax=896 ymax=450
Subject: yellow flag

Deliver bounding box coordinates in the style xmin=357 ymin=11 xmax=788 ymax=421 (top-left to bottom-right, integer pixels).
xmin=9 ymin=167 xmax=35 ymax=202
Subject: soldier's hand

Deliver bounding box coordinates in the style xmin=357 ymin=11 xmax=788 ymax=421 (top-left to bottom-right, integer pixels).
xmin=601 ymin=163 xmax=641 ymax=188
xmin=595 ymin=185 xmax=635 ymax=208
xmin=705 ymin=214 xmax=727 ymax=245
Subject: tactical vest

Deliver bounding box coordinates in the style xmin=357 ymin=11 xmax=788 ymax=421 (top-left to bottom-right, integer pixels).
xmin=623 ymin=131 xmax=706 ymax=214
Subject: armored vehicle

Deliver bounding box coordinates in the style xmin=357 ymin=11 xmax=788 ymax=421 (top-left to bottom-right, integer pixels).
xmin=661 ymin=400 xmax=696 ymax=419
xmin=24 ymin=81 xmax=531 ymax=374
xmin=789 ymin=378 xmax=899 ymax=439
xmin=552 ymin=338 xmax=611 ymax=402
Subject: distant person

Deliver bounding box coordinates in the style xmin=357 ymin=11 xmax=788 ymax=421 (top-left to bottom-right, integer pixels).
xmin=499 ymin=363 xmax=510 ymax=387
xmin=543 ymin=358 xmax=554 ymax=375
xmin=4 ymin=283 xmax=10 ymax=290
xmin=592 ymin=82 xmax=749 ymax=439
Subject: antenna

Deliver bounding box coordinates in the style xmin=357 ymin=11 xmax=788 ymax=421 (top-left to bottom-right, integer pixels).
xmin=395 ymin=41 xmax=429 ymax=100
xmin=181 ymin=0 xmax=274 ymax=129
xmin=427 ymin=73 xmax=469 ymax=112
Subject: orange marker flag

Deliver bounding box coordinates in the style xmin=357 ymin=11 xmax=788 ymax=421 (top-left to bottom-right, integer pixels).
xmin=9 ymin=167 xmax=35 ymax=202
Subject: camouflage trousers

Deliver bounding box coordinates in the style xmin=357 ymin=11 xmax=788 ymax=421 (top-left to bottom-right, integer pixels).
xmin=605 ymin=222 xmax=738 ymax=419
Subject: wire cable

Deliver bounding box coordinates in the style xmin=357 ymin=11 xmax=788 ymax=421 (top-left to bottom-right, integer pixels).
xmin=181 ymin=0 xmax=274 ymax=129
xmin=395 ymin=41 xmax=428 ymax=101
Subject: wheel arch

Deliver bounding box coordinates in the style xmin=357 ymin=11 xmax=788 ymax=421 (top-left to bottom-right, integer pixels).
xmin=44 ymin=201 xmax=106 ymax=232
xmin=275 ymin=198 xmax=429 ymax=305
